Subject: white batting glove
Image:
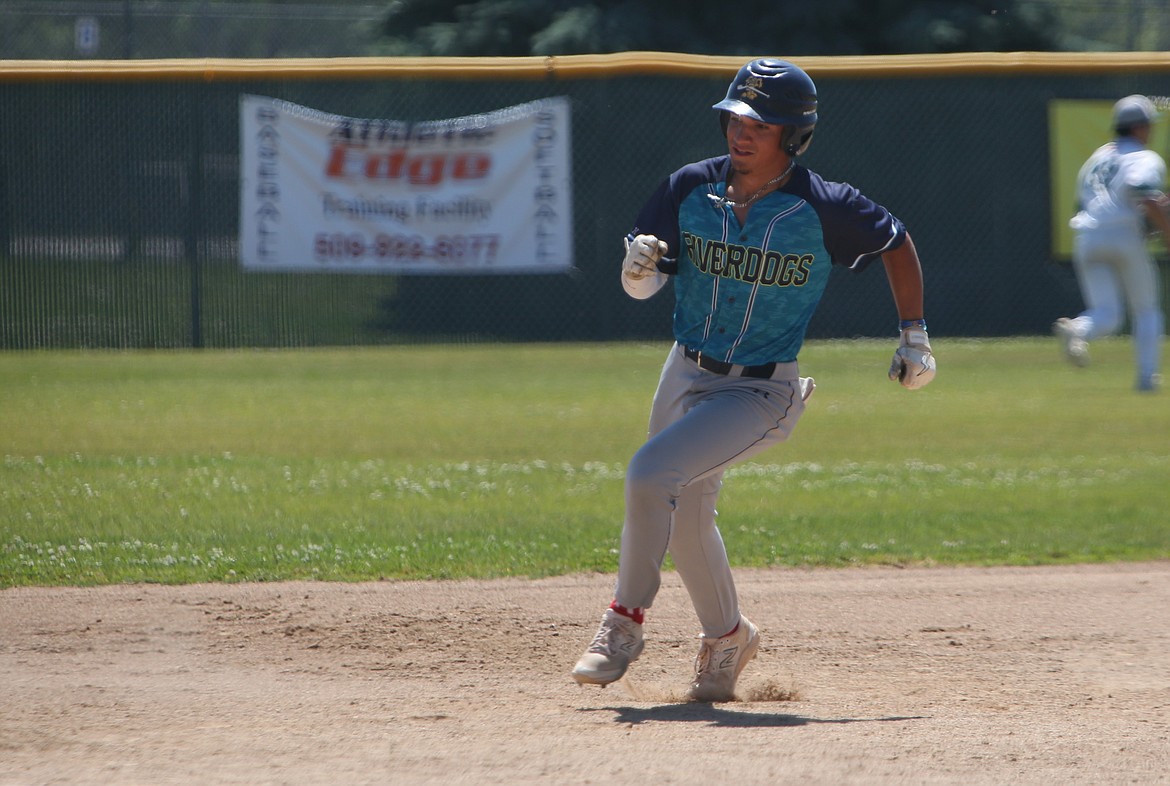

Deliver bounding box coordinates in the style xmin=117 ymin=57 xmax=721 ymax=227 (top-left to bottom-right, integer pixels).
xmin=888 ymin=326 xmax=936 ymax=390
xmin=623 ymin=234 xmax=668 ymax=280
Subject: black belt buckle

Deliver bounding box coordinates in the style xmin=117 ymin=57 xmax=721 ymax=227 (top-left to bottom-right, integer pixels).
xmin=740 ymin=362 xmax=776 ymax=379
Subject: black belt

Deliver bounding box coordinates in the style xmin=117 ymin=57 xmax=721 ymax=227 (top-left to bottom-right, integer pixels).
xmin=683 ymin=347 xmax=776 ymax=379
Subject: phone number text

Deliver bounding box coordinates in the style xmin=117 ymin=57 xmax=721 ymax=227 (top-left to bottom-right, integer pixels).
xmin=313 ymin=233 xmax=500 ymax=265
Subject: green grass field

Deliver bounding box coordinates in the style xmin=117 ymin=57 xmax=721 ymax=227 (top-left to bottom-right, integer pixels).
xmin=2 ymin=339 xmax=1168 ymax=587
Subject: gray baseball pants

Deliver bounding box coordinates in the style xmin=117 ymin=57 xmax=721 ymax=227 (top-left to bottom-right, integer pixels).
xmin=613 ymin=342 xmax=815 ymax=638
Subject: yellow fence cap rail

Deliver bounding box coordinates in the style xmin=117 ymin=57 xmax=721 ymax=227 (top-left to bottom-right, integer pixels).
xmin=3 ymin=51 xmax=1170 ymax=82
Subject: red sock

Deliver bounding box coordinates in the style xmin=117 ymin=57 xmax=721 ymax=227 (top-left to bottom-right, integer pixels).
xmin=609 ymin=600 xmax=644 ymax=625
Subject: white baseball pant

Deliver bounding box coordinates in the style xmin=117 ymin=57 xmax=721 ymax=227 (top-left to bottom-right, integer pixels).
xmin=1070 ymin=228 xmax=1164 ymax=381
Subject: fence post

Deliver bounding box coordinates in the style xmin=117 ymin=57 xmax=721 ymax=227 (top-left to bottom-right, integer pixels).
xmin=187 ymin=83 xmax=205 ymax=349
xmin=0 ymin=161 xmax=9 ymax=259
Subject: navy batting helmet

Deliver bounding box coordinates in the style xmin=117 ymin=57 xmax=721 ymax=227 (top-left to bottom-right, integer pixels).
xmin=713 ymin=59 xmax=818 ymax=156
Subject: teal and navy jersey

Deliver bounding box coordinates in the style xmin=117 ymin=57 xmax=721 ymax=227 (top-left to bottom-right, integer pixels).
xmin=630 ymin=155 xmax=905 ymax=365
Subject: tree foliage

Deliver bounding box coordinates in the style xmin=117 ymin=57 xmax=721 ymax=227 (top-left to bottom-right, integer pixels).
xmin=4 ymin=1 xmax=1162 ymax=60
xmin=376 ymin=0 xmax=1063 ymax=57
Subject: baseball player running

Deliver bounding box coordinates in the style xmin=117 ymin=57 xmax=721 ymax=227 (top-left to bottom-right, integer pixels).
xmin=1054 ymin=94 xmax=1170 ymax=391
xmin=571 ymin=59 xmax=936 ymax=701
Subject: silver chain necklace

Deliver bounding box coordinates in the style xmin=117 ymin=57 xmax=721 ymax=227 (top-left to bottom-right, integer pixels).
xmin=708 ymin=159 xmax=796 ymax=209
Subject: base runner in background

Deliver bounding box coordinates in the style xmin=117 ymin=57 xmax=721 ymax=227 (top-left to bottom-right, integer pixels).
xmin=1054 ymin=94 xmax=1170 ymax=392
xmin=571 ymin=59 xmax=936 ymax=701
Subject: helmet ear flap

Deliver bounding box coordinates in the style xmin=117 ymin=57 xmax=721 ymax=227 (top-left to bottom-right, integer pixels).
xmin=782 ymin=126 xmax=815 ymax=157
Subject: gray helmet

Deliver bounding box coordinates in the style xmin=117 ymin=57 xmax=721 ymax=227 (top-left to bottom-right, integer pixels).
xmin=713 ymin=58 xmax=818 ymax=156
xmin=1113 ymin=94 xmax=1159 ymax=133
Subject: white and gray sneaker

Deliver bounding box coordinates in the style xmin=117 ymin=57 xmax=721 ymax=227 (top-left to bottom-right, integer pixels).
xmin=1053 ymin=318 xmax=1089 ymax=367
xmin=572 ymin=608 xmax=644 ymax=686
xmin=687 ymin=615 xmax=760 ymax=702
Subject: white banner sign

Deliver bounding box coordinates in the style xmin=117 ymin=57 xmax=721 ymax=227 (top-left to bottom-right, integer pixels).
xmin=239 ymin=95 xmax=573 ymax=274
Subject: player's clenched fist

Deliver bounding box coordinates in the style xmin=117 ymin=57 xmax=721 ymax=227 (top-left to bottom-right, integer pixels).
xmin=888 ymin=326 xmax=936 ymax=389
xmin=623 ymin=234 xmax=668 ymax=280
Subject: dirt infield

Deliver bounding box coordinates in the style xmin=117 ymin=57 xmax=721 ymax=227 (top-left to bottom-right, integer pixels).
xmin=2 ymin=562 xmax=1169 ymax=785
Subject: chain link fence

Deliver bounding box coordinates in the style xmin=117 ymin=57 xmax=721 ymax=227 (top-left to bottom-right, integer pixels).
xmin=2 ymin=53 xmax=1170 ymax=348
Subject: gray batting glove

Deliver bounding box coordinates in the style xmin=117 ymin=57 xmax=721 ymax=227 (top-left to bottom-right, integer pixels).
xmin=623 ymin=234 xmax=668 ymax=280
xmin=889 ymin=327 xmax=936 ymax=390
